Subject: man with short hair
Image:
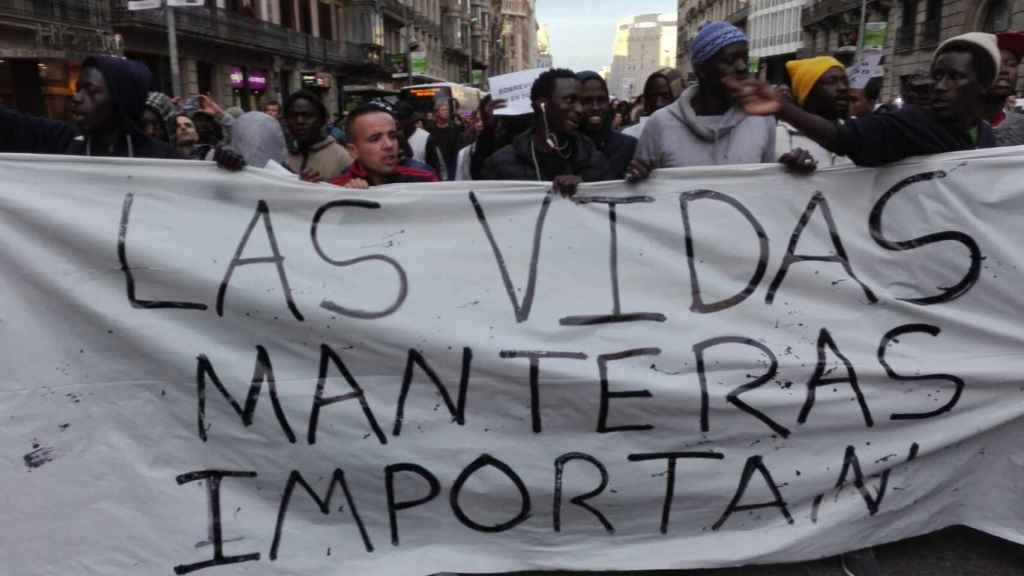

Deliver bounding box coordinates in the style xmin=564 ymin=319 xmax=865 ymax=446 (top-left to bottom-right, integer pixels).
xmin=776 ymin=56 xmax=852 ymax=166
xmin=730 ymin=32 xmax=1000 ymax=166
xmin=329 ymin=104 xmax=438 ymax=188
xmin=425 ymin=98 xmax=464 ymax=180
xmin=577 ymin=70 xmax=637 ymax=179
xmin=284 ymin=90 xmax=352 ymax=181
xmin=262 ymin=100 xmax=281 ymax=119
xmin=985 ymin=31 xmax=1024 ymax=146
xmin=622 ymin=67 xmax=685 ymax=138
xmin=480 ymin=68 xmax=607 ymax=196
xmin=631 ymin=21 xmax=813 ymax=177
xmin=849 ymin=76 xmax=883 ymax=118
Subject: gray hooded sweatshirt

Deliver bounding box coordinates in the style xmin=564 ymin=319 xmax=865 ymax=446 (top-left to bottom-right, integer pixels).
xmin=634 ymin=85 xmax=776 ymax=168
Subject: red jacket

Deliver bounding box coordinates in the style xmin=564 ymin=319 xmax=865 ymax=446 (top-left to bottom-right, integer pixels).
xmin=329 ymin=161 xmax=438 ymax=186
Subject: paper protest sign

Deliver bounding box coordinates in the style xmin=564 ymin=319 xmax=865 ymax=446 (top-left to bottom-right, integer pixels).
xmin=848 ymin=50 xmax=885 ymax=90
xmin=488 ymin=68 xmax=547 ymax=116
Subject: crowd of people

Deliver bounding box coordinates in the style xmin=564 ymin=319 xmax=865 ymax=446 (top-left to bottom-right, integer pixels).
xmin=2 ymin=22 xmax=1023 ymax=196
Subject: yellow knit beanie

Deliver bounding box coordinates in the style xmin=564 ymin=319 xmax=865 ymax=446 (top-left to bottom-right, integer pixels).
xmin=786 ymin=56 xmax=845 ymax=106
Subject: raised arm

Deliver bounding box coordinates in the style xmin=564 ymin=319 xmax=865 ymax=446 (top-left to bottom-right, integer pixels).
xmin=725 ymin=77 xmax=842 ymax=153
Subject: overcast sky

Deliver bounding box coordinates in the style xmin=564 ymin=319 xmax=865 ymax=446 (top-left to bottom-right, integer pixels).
xmin=535 ymin=0 xmax=677 ymax=73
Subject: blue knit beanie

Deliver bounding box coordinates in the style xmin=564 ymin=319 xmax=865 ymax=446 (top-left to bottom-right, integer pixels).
xmin=690 ymin=21 xmax=748 ymax=66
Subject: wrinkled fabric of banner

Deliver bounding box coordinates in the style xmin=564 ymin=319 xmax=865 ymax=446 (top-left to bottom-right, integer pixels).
xmin=2 ymin=150 xmax=1024 ymax=575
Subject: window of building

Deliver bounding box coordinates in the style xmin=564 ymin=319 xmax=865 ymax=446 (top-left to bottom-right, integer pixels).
xmin=300 ymin=0 xmax=313 ymax=35
xmin=983 ymin=0 xmax=1011 ymax=32
xmin=897 ymin=0 xmax=918 ymax=49
xmin=922 ymin=0 xmax=942 ymax=44
xmin=318 ymin=2 xmax=333 ymax=39
xmin=280 ymin=0 xmax=295 ymax=29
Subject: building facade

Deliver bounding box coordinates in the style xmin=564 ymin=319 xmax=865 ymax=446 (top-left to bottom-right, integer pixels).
xmin=749 ymin=0 xmax=805 ymax=84
xmin=491 ymin=0 xmax=537 ymax=75
xmin=608 ymin=13 xmax=678 ymax=99
xmin=0 ymin=0 xmax=121 ymax=119
xmin=536 ymin=22 xmax=552 ymax=68
xmin=1 ymin=0 xmax=494 ymax=121
xmin=801 ymin=0 xmax=1024 ymax=101
xmin=677 ymin=0 xmax=748 ymax=78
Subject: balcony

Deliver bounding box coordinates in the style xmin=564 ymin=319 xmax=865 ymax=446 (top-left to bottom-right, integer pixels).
xmin=0 ymin=0 xmax=109 ymax=27
xmin=110 ymin=1 xmax=367 ymax=68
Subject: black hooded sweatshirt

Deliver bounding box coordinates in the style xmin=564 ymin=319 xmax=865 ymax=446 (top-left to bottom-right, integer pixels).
xmin=833 ymin=105 xmax=995 ymax=166
xmin=0 ymin=56 xmax=178 ymax=159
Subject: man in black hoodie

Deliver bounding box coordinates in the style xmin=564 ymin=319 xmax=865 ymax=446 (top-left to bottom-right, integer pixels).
xmin=728 ymin=32 xmax=1000 ymax=167
xmin=0 ymin=56 xmax=178 ymax=158
xmin=481 ymin=68 xmax=606 ymax=195
xmin=576 ymin=70 xmax=637 ymax=179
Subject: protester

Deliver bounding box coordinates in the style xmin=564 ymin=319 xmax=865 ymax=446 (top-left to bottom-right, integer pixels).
xmin=262 ymin=99 xmax=281 ymax=118
xmin=328 ymin=104 xmax=438 ymax=188
xmin=408 ymin=111 xmax=431 ymax=164
xmin=0 ymin=56 xmax=177 ymax=157
xmin=175 ymin=114 xmax=202 ymax=158
xmin=900 ymin=72 xmax=933 ymax=110
xmin=284 ymin=89 xmax=353 ymax=182
xmin=142 ymin=91 xmax=177 ymax=144
xmin=425 ymin=98 xmax=465 ymax=180
xmin=191 ymin=110 xmax=223 ymax=147
xmin=577 ymin=70 xmax=638 ymax=179
xmin=849 ymin=76 xmax=883 ymax=118
xmin=776 ymin=56 xmax=852 ymax=167
xmin=227 ymin=111 xmax=287 ymax=169
xmin=730 ymin=32 xmax=1000 ymax=166
xmin=622 ymin=67 xmax=685 ymax=138
xmin=986 ymin=32 xmax=1024 ymax=146
xmin=465 ymin=97 xmax=528 ymax=181
xmin=631 ymin=21 xmax=814 ymax=177
xmin=481 ymin=69 xmax=606 ymax=195
xmin=394 ymin=101 xmax=432 ymax=169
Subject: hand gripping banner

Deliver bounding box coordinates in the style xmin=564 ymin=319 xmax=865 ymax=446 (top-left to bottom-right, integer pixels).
xmin=2 ymin=150 xmax=1024 ymax=574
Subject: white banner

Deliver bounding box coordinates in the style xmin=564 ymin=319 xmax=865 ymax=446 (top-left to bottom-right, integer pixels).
xmin=3 ymin=150 xmax=1024 ymax=575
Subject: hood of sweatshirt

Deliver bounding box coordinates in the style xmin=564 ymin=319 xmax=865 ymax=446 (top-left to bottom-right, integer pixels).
xmin=668 ymin=84 xmax=750 ymax=142
xmin=82 ymin=56 xmax=151 ymax=134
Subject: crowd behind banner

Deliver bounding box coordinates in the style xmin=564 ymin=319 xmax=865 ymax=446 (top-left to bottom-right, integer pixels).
xmin=2 ymin=18 xmax=1024 ymax=576
xmin=3 ymin=23 xmax=1023 ymax=194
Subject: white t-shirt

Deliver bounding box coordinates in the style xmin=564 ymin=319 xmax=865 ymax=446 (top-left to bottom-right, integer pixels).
xmin=409 ymin=127 xmax=430 ymax=163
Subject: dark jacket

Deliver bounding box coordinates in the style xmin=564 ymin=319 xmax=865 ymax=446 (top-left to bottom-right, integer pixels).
xmin=480 ymin=130 xmax=608 ymax=182
xmin=833 ymin=106 xmax=995 ymax=167
xmin=0 ymin=56 xmax=178 ymax=159
xmin=425 ymin=123 xmax=466 ymax=180
xmin=589 ymin=129 xmax=637 ymax=179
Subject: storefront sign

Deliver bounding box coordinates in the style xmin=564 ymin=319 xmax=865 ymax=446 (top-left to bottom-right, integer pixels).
xmin=229 ymin=67 xmax=245 ymax=90
xmin=301 ymin=71 xmax=332 ymax=89
xmin=247 ymin=69 xmax=267 ymax=92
